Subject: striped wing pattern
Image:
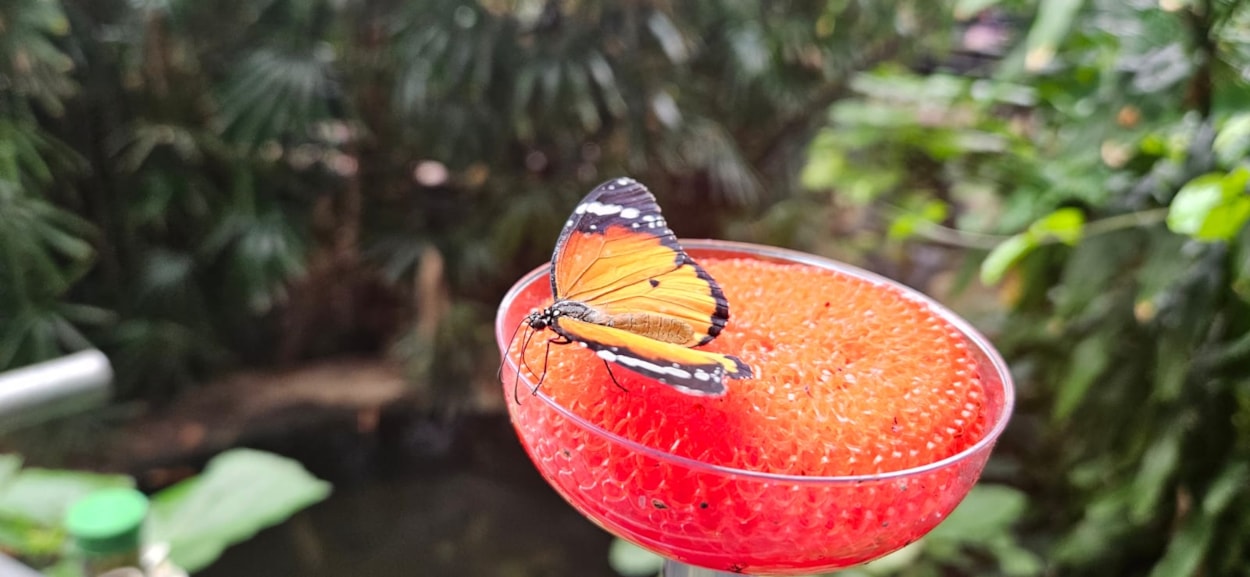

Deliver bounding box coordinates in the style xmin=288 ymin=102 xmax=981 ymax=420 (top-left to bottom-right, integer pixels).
xmin=551 ymin=318 xmax=750 ymax=395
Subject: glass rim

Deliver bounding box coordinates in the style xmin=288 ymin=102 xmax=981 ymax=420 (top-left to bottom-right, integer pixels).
xmin=495 ymin=238 xmax=1016 ymax=485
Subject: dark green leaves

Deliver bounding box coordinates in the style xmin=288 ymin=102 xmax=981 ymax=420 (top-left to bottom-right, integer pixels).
xmin=798 ymin=4 xmax=1250 ymax=577
xmin=1053 ymin=333 xmax=1111 ymax=422
xmin=1148 ymin=464 xmax=1248 ymax=577
xmin=217 ymin=49 xmax=340 ymax=149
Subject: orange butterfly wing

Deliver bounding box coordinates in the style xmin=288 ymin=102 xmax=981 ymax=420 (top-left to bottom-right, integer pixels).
xmin=551 ymin=318 xmax=750 ymax=395
xmin=551 ymin=178 xmax=727 ymax=346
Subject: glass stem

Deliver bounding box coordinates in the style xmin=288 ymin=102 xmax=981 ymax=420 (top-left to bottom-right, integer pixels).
xmin=663 ymin=559 xmax=751 ymax=577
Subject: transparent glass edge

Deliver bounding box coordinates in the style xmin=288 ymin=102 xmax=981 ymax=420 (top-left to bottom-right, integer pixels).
xmin=495 ymin=239 xmax=1016 ymax=485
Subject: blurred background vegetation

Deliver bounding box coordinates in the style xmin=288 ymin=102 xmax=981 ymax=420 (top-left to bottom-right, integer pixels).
xmin=4 ymin=0 xmax=1250 ymax=575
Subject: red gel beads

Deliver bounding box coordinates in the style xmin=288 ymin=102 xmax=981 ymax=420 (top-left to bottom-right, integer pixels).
xmin=500 ymin=255 xmax=1004 ymax=575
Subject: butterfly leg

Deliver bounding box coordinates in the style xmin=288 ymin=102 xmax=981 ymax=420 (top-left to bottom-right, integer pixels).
xmin=602 ymin=361 xmax=629 ymax=393
xmin=531 ymin=339 xmax=552 ymax=395
xmin=530 ymin=335 xmax=570 ymax=396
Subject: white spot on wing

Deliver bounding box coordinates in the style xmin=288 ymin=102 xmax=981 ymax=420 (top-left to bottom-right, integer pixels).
xmin=615 ymin=355 xmax=693 ymax=379
xmin=616 ymin=177 xmax=632 ymax=185
xmin=597 ymin=348 xmax=696 ymax=380
xmin=575 ymin=202 xmax=624 ymax=216
xmin=620 ymin=207 xmax=640 ymax=219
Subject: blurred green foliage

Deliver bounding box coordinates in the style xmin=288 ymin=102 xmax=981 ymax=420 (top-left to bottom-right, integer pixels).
xmin=7 ymin=0 xmax=1250 ymax=574
xmin=0 ymin=449 xmax=329 ymax=575
xmin=800 ymin=0 xmax=1250 ymax=575
xmin=0 ymin=0 xmax=950 ymax=402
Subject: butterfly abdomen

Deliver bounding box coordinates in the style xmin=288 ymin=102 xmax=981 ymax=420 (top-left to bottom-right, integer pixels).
xmin=604 ymin=312 xmax=696 ymax=345
xmin=548 ymin=300 xmax=697 ymax=345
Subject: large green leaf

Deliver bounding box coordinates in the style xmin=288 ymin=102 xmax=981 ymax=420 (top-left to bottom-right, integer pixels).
xmin=146 ymin=449 xmax=331 ymax=573
xmin=1167 ymin=170 xmax=1250 ymax=241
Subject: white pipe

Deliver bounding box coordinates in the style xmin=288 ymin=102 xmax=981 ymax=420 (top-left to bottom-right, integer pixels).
xmin=0 ymin=350 xmax=113 ymax=433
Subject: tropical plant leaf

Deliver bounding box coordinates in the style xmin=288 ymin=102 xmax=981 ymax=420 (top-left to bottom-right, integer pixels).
xmin=146 ymin=449 xmax=331 ymax=573
xmin=1168 ymin=169 xmax=1250 ymax=241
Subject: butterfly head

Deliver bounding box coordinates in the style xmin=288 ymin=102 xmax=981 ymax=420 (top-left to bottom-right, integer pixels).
xmin=524 ymin=309 xmax=553 ymax=331
xmin=527 ymin=300 xmax=599 ymax=332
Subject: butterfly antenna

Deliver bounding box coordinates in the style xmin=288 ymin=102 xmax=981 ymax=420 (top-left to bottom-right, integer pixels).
xmin=498 ymin=318 xmax=528 ymax=385
xmin=602 ymin=361 xmax=629 ymax=393
xmin=513 ymin=327 xmax=539 ymax=405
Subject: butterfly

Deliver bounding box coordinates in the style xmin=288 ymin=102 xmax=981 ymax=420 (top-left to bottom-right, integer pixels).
xmin=510 ymin=177 xmax=753 ymax=400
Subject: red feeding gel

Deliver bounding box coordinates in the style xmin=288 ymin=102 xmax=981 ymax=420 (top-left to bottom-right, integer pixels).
xmin=497 ymin=243 xmax=1012 ymax=576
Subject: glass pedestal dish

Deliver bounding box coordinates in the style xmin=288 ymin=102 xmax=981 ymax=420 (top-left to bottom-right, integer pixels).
xmin=495 ymin=240 xmax=1015 ymax=576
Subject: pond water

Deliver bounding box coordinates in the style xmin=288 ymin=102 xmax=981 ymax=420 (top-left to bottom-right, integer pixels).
xmin=196 ymin=413 xmax=619 ymax=577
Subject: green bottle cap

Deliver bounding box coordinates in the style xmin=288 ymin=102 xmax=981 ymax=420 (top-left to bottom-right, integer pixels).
xmin=65 ymin=487 xmax=149 ymax=555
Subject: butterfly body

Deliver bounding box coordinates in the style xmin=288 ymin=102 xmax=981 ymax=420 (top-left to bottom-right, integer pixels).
xmin=526 ymin=301 xmax=696 ymax=345
xmin=520 ymin=177 xmax=753 ymax=396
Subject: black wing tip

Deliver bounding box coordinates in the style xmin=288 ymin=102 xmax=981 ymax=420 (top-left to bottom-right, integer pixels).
xmin=659 ymin=353 xmax=751 ymax=397
xmin=660 ymin=378 xmax=727 ymax=397
xmin=690 ymin=254 xmax=731 ymax=343
xmin=725 ymin=354 xmax=753 ymax=380
xmin=593 ymin=175 xmax=642 ymax=189
xmin=586 ymin=176 xmax=652 ymax=201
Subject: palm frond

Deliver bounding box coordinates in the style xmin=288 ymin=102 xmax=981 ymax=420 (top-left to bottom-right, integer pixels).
xmin=216 ymin=48 xmax=342 ymax=148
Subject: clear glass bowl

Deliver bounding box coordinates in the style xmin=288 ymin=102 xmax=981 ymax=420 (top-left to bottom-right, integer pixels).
xmin=495 ymin=240 xmax=1015 ymax=576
